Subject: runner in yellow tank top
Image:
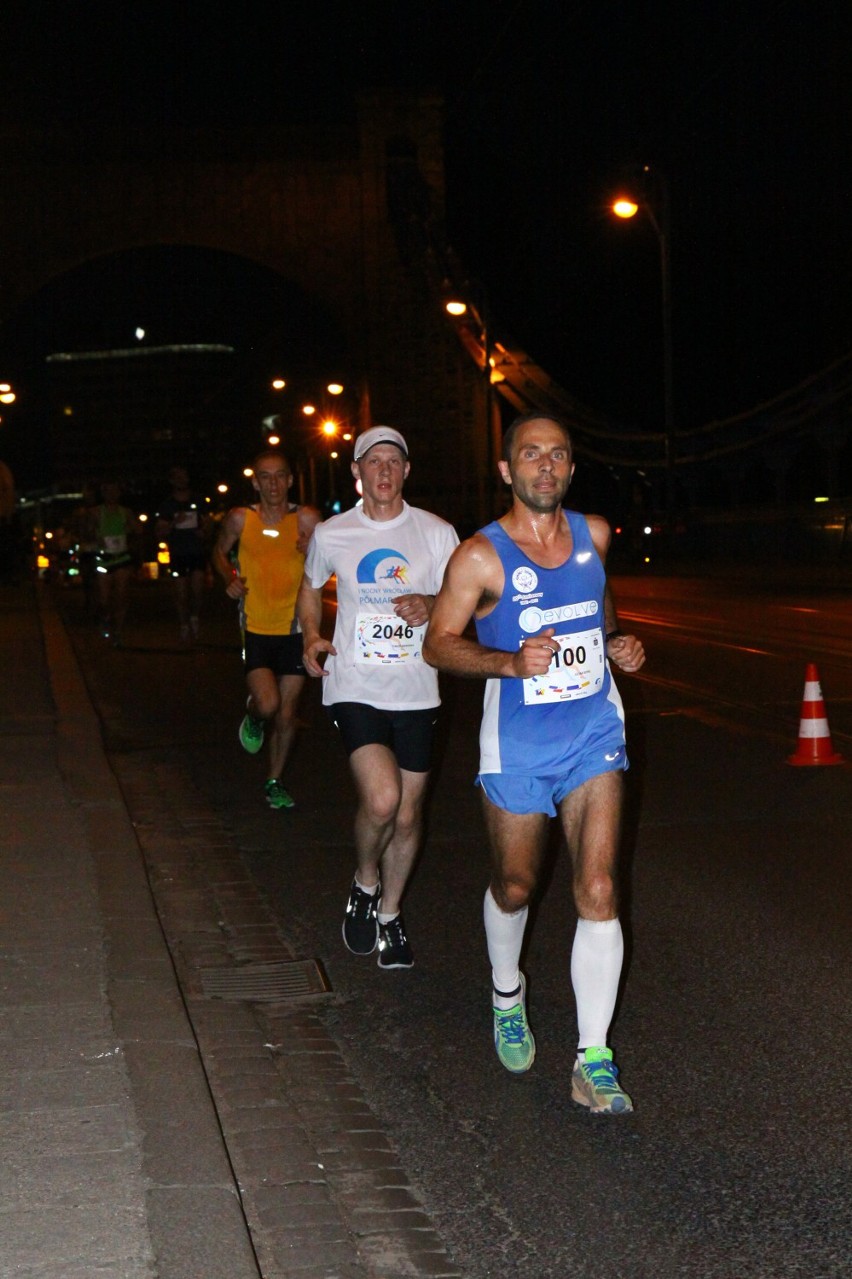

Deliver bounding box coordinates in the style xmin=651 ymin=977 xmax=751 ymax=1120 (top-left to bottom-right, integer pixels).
xmin=234 ymin=506 xmax=303 ymax=635
xmin=213 ymin=450 xmax=321 ymax=810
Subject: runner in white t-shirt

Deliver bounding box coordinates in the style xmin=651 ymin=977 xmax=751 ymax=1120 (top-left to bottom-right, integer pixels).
xmin=297 ymin=426 xmax=458 ymax=970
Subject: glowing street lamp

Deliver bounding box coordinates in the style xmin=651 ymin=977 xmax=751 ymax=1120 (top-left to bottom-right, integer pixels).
xmin=611 ymin=169 xmax=675 ymax=519
xmin=444 ymin=288 xmax=498 ymax=520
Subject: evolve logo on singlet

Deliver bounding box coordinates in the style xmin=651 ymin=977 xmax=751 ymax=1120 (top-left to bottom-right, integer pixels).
xmin=512 ymin=565 xmax=599 ymax=635
xmin=356 ymin=547 xmax=410 ymax=604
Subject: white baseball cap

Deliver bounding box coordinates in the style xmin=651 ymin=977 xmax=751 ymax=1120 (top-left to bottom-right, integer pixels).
xmin=353 ymin=426 xmax=409 ymax=461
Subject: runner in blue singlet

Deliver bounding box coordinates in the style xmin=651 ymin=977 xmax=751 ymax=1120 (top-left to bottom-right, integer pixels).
xmin=424 ymin=411 xmax=645 ymax=1114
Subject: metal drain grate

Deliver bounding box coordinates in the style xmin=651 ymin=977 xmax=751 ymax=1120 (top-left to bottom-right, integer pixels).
xmin=200 ymin=958 xmax=330 ymax=1002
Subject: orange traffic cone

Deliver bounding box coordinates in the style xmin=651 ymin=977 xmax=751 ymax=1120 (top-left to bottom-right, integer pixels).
xmin=787 ymin=663 xmax=844 ymax=766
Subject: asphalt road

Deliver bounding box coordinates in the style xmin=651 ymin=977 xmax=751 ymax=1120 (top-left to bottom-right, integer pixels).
xmin=59 ymin=572 xmax=852 ymax=1279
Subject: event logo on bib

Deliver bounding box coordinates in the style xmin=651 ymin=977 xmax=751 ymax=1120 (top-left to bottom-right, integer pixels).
xmin=512 ymin=565 xmax=538 ymax=594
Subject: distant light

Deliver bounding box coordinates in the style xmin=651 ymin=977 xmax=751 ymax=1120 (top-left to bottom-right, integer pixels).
xmin=138 ymin=513 xmax=148 ymax=522
xmin=267 ymin=434 xmax=280 ymax=446
xmin=613 ymin=198 xmax=639 ymax=219
xmin=643 ymin=525 xmax=652 ymax=535
xmin=321 ymin=420 xmax=337 ymax=436
xmin=327 ymin=382 xmax=344 ymax=395
xmin=243 ymin=468 xmax=253 ymax=478
xmin=302 ymin=403 xmax=316 ymax=416
xmin=445 ymin=300 xmax=467 ymax=316
xmin=63 ymin=406 xmax=73 ymax=416
xmin=814 ymin=496 xmax=830 ymax=503
xmin=45 ymin=530 xmax=53 ymax=539
xmin=0 ymin=383 xmax=10 ymax=393
xmin=135 ymin=327 xmax=145 ymax=340
xmin=644 ymin=556 xmax=651 ymax=564
xmin=330 ymin=451 xmax=339 ymax=459
xmin=271 ymin=378 xmax=286 ymax=390
xmin=614 ymin=526 xmax=622 ymax=535
xmin=342 ymin=432 xmax=352 ymax=441
xmin=217 ymin=483 xmax=228 ymax=494
xmin=0 ymin=392 xmax=15 ymax=404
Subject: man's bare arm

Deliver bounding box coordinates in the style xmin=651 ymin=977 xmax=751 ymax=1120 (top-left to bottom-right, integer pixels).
xmin=587 ymin=515 xmax=646 ymax=674
xmin=295 ymin=575 xmax=336 ymax=677
xmin=212 ymin=508 xmax=247 ymax=598
xmin=423 ymin=539 xmax=559 ymax=680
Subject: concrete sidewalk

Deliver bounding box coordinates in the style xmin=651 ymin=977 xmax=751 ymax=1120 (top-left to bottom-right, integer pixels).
xmin=0 ymin=580 xmax=260 ymax=1278
xmin=0 ymin=582 xmax=462 ymax=1279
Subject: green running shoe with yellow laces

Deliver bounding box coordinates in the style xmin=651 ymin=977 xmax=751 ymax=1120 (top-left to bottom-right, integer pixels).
xmin=493 ymin=974 xmax=535 ymax=1074
xmin=264 ymin=778 xmax=295 ymax=810
xmin=571 ymin=1046 xmax=633 ymax=1114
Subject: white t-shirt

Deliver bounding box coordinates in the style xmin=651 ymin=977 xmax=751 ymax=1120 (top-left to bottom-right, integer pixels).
xmin=304 ymin=501 xmax=459 ymax=710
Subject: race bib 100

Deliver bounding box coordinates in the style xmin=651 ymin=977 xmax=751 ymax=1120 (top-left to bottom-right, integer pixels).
xmin=522 ymin=627 xmax=605 ymax=704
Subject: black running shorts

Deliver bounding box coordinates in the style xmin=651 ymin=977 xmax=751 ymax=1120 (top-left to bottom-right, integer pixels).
xmin=327 ymin=702 xmax=437 ymax=774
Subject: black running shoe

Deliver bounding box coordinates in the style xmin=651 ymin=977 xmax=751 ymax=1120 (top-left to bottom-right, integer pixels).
xmin=342 ymin=879 xmax=380 ymax=955
xmin=377 ymin=913 xmax=414 ymax=969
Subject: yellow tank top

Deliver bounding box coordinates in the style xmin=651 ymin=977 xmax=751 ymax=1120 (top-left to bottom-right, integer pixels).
xmin=237 ymin=507 xmax=304 ymax=635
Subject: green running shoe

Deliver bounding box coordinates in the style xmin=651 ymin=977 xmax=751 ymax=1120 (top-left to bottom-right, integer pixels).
xmin=239 ymin=712 xmax=265 ymax=754
xmin=571 ymin=1046 xmax=633 ymax=1114
xmin=264 ymin=779 xmax=294 ymax=810
xmin=493 ymin=974 xmax=535 ymax=1074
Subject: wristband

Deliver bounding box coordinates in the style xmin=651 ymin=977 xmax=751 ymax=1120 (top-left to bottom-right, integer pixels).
xmin=605 ymin=629 xmax=624 ymax=643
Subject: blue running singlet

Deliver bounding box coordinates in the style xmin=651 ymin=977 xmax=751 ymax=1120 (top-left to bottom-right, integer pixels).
xmin=475 ymin=511 xmax=627 ymax=777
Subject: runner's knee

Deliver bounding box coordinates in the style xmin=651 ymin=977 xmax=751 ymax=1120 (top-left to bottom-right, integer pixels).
xmin=574 ymin=869 xmax=618 ymax=918
xmin=492 ymin=873 xmax=534 ymax=913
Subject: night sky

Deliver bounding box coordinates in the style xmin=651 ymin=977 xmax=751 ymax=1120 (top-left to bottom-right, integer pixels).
xmin=3 ymin=1 xmax=850 ymax=438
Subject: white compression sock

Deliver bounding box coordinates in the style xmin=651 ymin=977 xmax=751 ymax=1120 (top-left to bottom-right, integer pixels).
xmin=484 ymin=887 xmax=528 ymax=1008
xmin=571 ymin=916 xmax=624 ymax=1051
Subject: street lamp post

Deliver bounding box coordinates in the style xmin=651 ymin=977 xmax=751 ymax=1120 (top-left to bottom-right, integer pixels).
xmin=445 ymin=289 xmax=498 ymax=522
xmin=612 ymin=169 xmax=676 ymax=523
